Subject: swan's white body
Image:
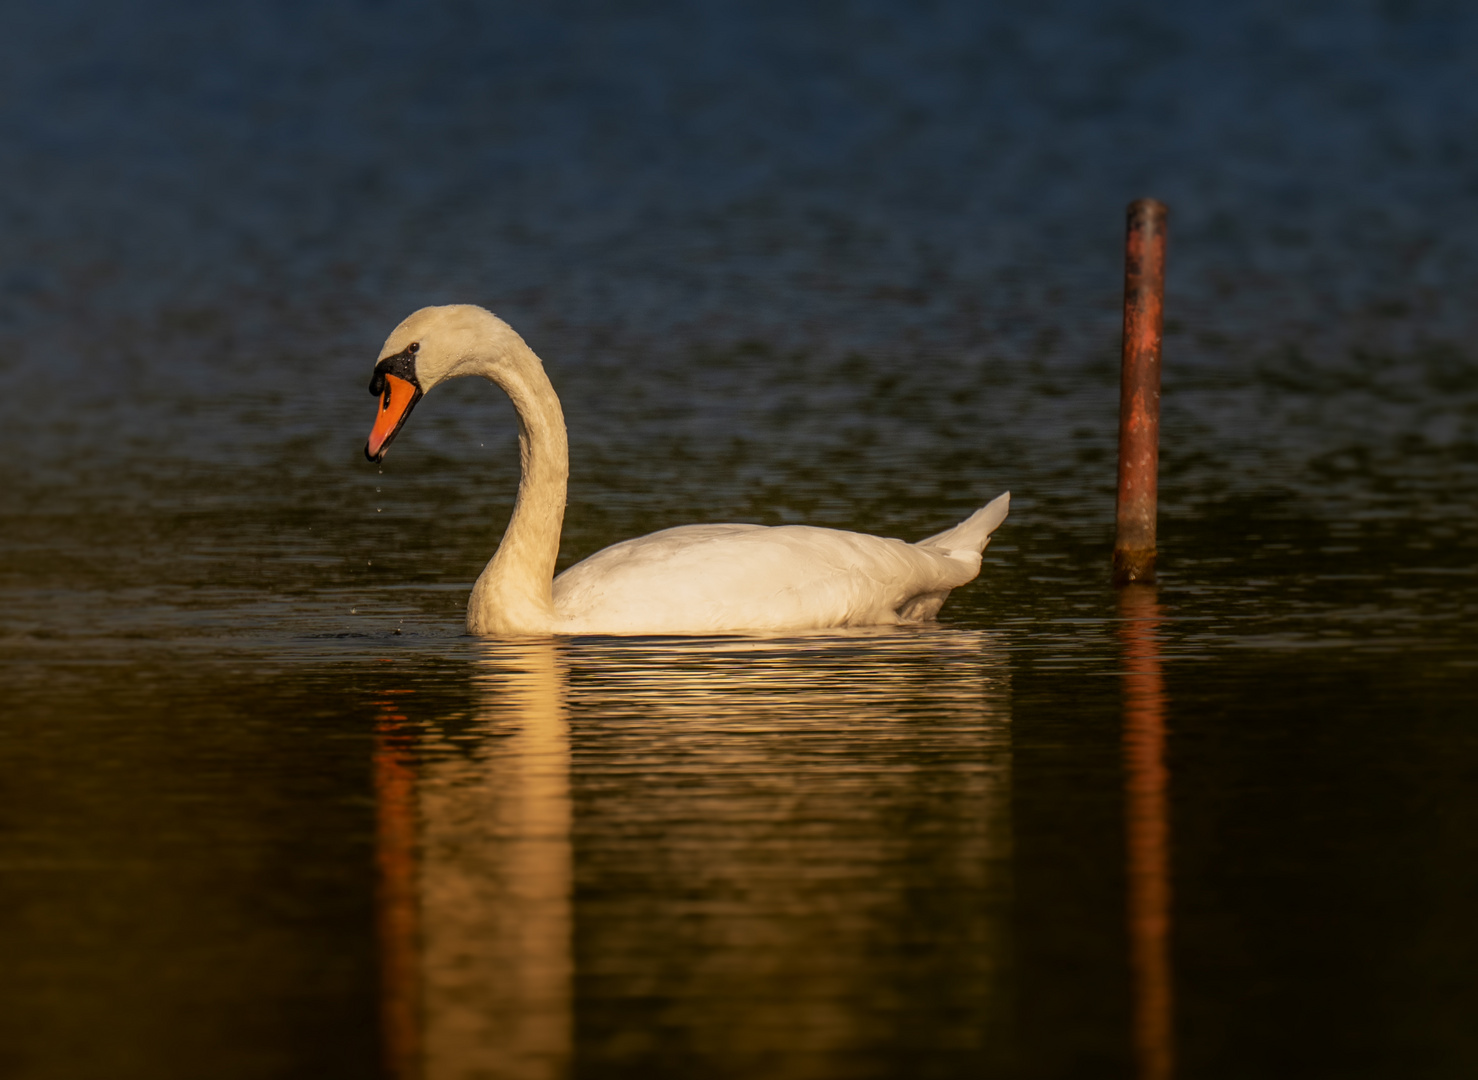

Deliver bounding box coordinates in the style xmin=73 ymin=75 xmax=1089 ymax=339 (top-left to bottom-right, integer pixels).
xmin=364 ymin=305 xmax=1009 ymax=637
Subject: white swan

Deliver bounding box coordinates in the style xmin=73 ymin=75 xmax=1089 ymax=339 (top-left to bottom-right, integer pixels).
xmin=364 ymin=304 xmax=1009 ymax=636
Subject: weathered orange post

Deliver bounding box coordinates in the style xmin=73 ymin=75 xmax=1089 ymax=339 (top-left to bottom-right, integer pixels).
xmin=1114 ymin=199 xmax=1168 ymax=585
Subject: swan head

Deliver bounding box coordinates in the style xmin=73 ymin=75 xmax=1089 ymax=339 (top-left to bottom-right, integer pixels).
xmin=364 ymin=304 xmax=524 ymax=462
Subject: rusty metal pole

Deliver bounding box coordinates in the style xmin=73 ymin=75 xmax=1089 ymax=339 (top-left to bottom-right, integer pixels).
xmin=1114 ymin=199 xmax=1167 ymax=585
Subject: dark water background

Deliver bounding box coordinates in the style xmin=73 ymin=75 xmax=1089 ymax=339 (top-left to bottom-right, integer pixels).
xmin=3 ymin=1 xmax=1477 ymax=1077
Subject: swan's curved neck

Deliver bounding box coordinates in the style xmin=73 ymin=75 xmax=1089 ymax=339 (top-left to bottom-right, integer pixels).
xmin=467 ymin=344 xmax=569 ymax=635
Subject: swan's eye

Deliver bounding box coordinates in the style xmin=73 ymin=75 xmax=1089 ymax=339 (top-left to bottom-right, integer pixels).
xmin=408 ymin=342 xmax=419 ymax=353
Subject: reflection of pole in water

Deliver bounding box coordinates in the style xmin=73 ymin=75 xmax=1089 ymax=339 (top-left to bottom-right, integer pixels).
xmin=375 ymin=692 xmax=423 ymax=1080
xmin=1119 ymin=585 xmax=1174 ymax=1080
xmin=373 ymin=646 xmax=572 ymax=1080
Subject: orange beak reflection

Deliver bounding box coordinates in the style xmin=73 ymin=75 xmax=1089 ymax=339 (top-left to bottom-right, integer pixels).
xmin=367 ymin=374 xmax=420 ymax=462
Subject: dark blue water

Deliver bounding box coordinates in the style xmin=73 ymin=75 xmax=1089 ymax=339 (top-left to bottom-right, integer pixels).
xmin=3 ymin=2 xmax=1476 ymax=1077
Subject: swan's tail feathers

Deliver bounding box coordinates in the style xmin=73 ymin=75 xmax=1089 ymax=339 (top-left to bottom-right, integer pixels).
xmin=917 ymin=492 xmax=1010 ymax=555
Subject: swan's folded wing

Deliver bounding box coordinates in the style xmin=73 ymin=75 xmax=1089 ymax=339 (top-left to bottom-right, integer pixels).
xmin=552 ymin=524 xmax=977 ymax=634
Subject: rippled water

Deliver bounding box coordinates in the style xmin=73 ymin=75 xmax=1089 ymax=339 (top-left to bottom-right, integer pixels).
xmin=4 ymin=1 xmax=1478 ymax=1077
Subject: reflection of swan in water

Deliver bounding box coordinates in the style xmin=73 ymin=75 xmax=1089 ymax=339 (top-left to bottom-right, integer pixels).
xmin=563 ymin=629 xmax=1015 ymax=1074
xmin=374 ymin=629 xmax=1013 ymax=1077
xmin=362 ymin=304 xmax=1010 ymax=636
xmin=376 ymin=642 xmax=572 ymax=1080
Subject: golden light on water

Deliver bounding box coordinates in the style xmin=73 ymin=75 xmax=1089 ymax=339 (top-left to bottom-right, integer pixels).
xmin=374 ymin=631 xmax=1012 ymax=1077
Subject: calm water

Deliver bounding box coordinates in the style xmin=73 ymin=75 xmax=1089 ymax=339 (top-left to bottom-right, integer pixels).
xmin=3 ymin=1 xmax=1477 ymax=1077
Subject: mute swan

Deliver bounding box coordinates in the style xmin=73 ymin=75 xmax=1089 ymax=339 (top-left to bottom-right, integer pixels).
xmin=364 ymin=304 xmax=1009 ymax=636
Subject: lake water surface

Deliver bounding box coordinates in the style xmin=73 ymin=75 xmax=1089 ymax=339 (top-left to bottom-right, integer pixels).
xmin=3 ymin=2 xmax=1477 ymax=1077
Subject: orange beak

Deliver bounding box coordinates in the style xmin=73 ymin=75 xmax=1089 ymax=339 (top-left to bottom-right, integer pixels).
xmin=366 ymin=374 xmax=420 ymax=462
